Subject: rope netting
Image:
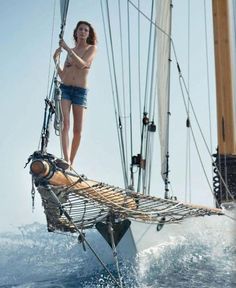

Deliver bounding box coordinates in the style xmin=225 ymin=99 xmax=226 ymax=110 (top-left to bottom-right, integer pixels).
xmin=37 ymin=177 xmax=224 ymax=233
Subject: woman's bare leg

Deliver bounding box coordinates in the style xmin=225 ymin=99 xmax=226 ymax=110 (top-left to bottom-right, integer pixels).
xmin=70 ymin=104 xmax=85 ymax=166
xmin=61 ymin=99 xmax=71 ymax=163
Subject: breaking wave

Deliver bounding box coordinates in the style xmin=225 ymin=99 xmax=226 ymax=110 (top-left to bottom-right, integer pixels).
xmin=0 ymin=215 xmax=235 ymax=288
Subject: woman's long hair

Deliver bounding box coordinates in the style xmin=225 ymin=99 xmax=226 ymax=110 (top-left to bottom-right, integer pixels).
xmin=73 ymin=21 xmax=97 ymax=45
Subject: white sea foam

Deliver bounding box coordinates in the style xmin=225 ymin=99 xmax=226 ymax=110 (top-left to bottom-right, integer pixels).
xmin=0 ymin=217 xmax=235 ymax=288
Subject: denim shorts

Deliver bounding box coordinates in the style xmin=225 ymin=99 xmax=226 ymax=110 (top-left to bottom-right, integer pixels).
xmin=60 ymin=83 xmax=88 ymax=108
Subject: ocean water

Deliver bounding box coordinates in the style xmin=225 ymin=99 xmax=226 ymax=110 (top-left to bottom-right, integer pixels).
xmin=0 ymin=215 xmax=235 ymax=288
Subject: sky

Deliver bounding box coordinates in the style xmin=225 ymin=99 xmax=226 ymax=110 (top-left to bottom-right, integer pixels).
xmin=0 ymin=0 xmax=218 ymax=232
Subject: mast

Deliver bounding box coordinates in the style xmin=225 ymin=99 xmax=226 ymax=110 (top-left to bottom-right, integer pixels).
xmin=212 ymin=0 xmax=236 ymax=205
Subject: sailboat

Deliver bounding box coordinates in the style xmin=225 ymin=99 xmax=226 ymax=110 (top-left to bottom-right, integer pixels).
xmin=25 ymin=0 xmax=235 ymax=285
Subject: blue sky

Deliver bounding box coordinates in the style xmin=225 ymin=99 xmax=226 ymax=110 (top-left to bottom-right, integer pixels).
xmin=0 ymin=0 xmax=217 ymax=231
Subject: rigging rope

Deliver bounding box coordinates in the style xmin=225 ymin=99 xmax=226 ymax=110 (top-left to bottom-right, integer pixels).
xmin=46 ymin=0 xmax=57 ymax=102
xmin=103 ymin=0 xmax=129 ymax=188
xmin=128 ymin=0 xmax=171 ymax=38
xmin=137 ymin=0 xmax=158 ymax=195
xmin=38 ymin=0 xmax=70 ymax=155
xmin=138 ymin=0 xmax=142 ymax=133
xmin=107 ymin=219 xmax=124 ymax=288
xmin=178 ymin=72 xmax=235 ymax=204
xmin=128 ymin=0 xmax=234 ymax=203
xmin=184 ymin=0 xmax=192 ymax=203
xmin=101 ymin=0 xmax=236 ymax=208
xmin=99 ymin=0 xmax=120 ymax=159
xmin=203 ymin=0 xmax=214 ymax=158
xmin=143 ymin=14 xmax=158 ymax=195
xmin=127 ymin=0 xmax=135 ymax=189
xmin=102 ymin=0 xmax=167 ymax=196
xmin=143 ymin=0 xmax=155 ymax=113
xmin=46 ymin=185 xmax=122 ymax=288
xmin=118 ymin=0 xmax=129 ymax=177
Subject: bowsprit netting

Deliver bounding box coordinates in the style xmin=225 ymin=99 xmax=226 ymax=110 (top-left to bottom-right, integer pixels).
xmin=37 ymin=175 xmax=224 ymax=233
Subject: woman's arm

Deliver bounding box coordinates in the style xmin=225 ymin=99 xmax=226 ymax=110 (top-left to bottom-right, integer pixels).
xmin=53 ymin=47 xmax=65 ymax=79
xmin=68 ymin=45 xmax=97 ymax=69
xmin=59 ymin=39 xmax=97 ymax=69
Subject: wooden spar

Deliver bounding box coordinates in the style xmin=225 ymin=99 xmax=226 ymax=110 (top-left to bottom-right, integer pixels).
xmin=30 ymin=159 xmax=137 ymax=209
xmin=30 ymin=160 xmax=50 ymax=176
xmin=211 ymin=0 xmax=236 ymax=205
xmin=212 ymin=0 xmax=236 ymax=155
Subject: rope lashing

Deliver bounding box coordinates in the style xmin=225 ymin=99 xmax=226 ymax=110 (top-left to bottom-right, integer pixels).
xmin=53 ymin=80 xmax=63 ymax=136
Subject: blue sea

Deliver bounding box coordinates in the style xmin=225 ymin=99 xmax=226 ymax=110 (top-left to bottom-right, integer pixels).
xmin=0 ymin=216 xmax=235 ymax=288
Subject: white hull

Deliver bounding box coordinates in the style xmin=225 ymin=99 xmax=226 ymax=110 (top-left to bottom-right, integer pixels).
xmin=118 ymin=203 xmax=236 ymax=258
xmin=98 ymin=220 xmax=193 ymax=264
xmin=130 ymin=220 xmax=185 ymax=252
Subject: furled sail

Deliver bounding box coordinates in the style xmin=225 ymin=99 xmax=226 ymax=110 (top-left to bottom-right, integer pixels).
xmin=156 ymin=1 xmax=171 ymax=183
xmin=60 ymin=0 xmax=70 ymax=26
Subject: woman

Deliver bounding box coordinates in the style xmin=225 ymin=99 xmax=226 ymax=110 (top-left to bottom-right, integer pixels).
xmin=53 ymin=21 xmax=97 ymax=167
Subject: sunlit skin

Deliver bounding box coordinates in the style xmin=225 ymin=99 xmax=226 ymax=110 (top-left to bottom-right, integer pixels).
xmin=53 ymin=22 xmax=97 ymax=167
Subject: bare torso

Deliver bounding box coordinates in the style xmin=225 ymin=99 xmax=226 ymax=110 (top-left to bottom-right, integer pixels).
xmin=61 ymin=46 xmax=92 ymax=88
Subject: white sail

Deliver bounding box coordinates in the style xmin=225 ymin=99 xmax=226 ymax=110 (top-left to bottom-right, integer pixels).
xmin=156 ymin=0 xmax=171 ymax=181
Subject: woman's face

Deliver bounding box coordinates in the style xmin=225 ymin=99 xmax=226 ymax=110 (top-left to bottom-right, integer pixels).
xmin=76 ymin=23 xmax=90 ymax=41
